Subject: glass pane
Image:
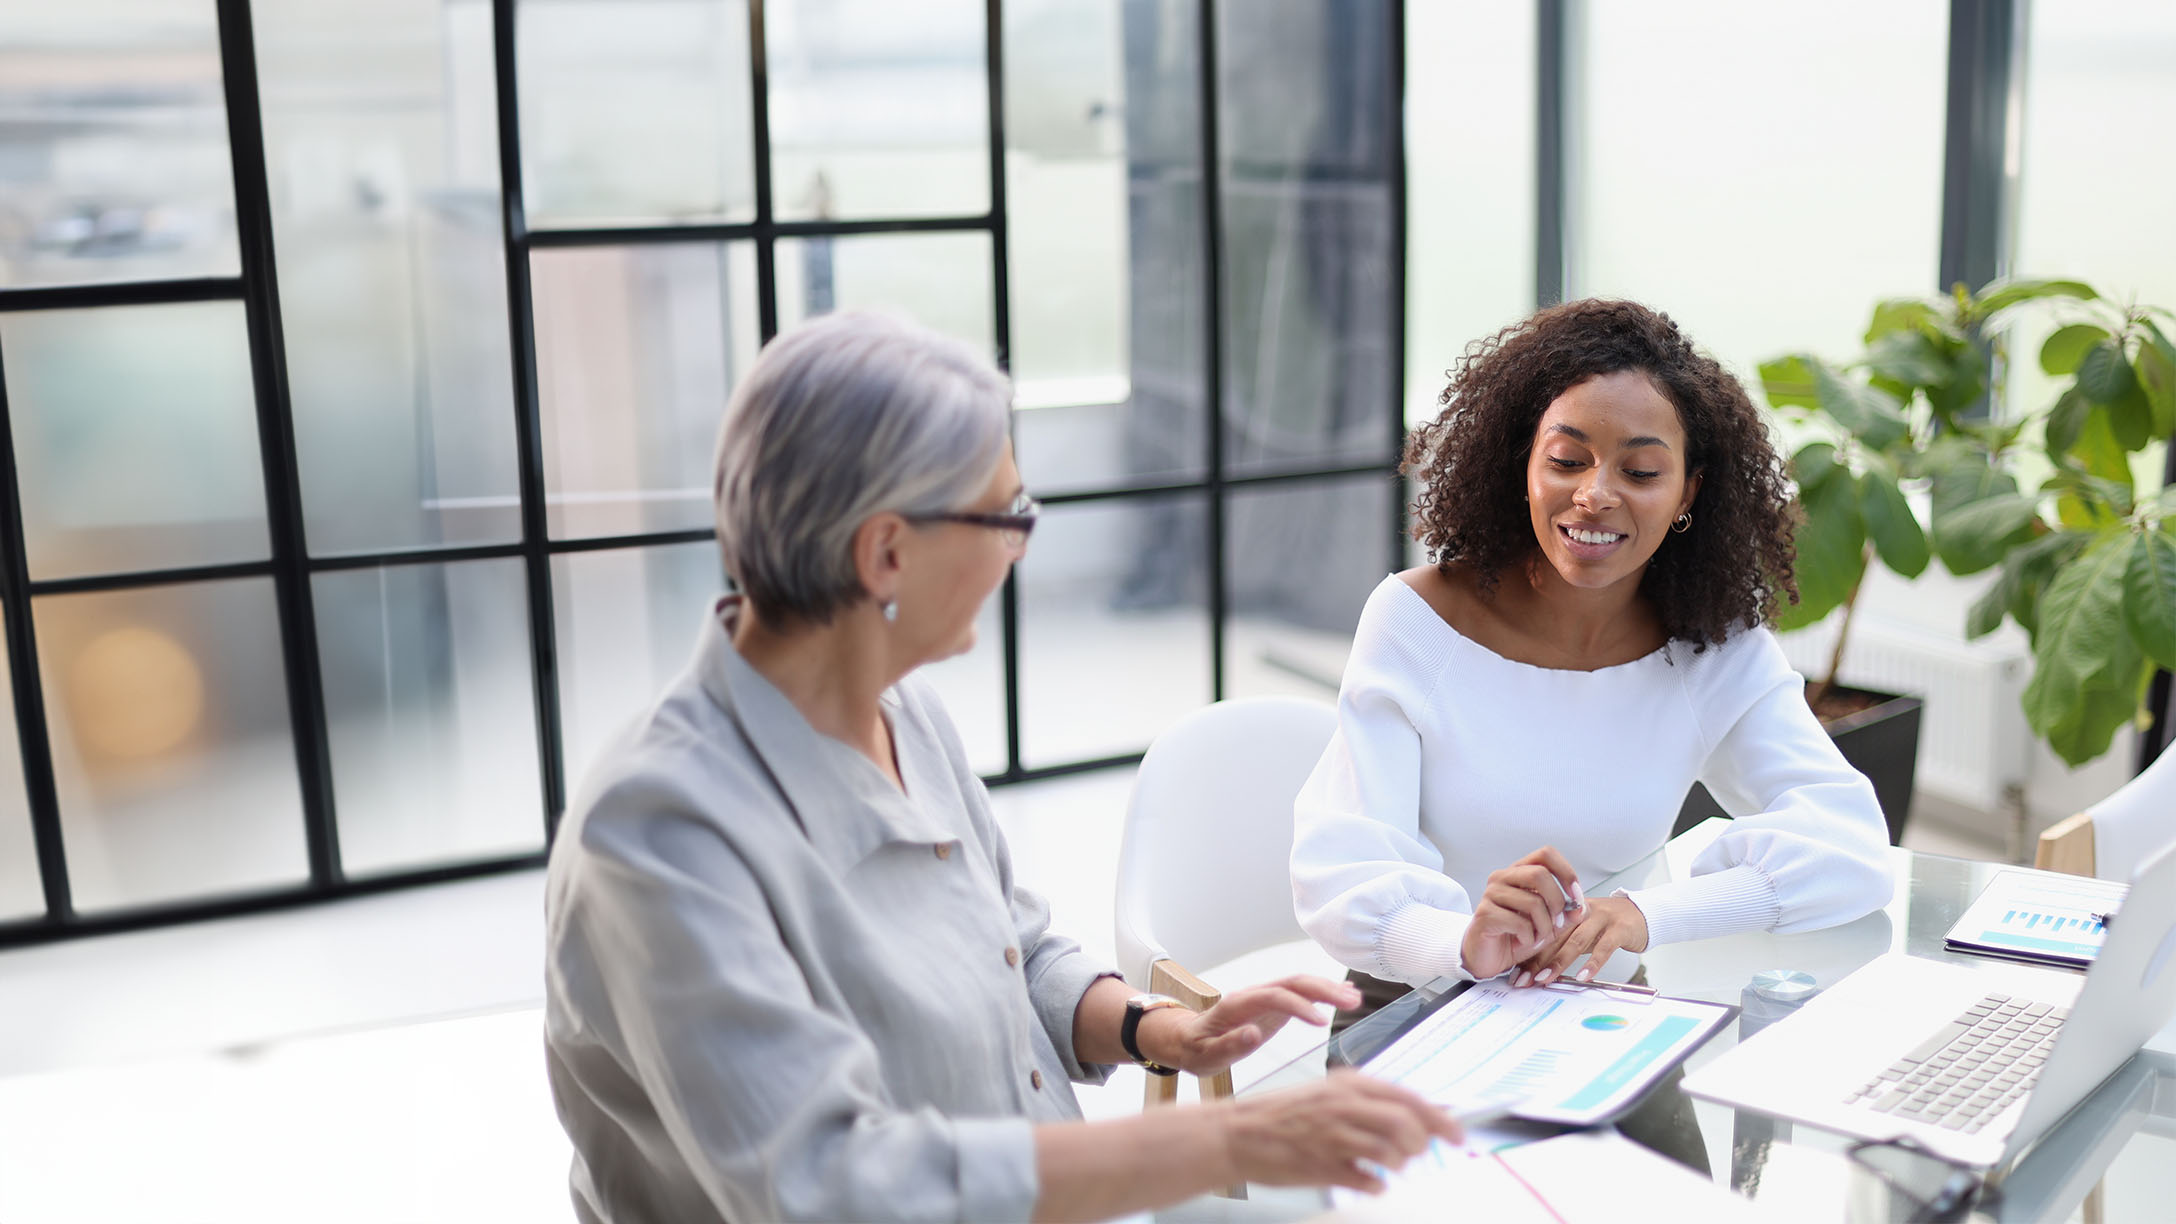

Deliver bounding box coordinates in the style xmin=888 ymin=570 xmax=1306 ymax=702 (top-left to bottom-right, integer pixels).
xmin=913 ymin=590 xmax=1003 ymax=777
xmin=766 ymin=0 xmax=988 ymax=221
xmin=254 ymin=0 xmax=523 ymax=557
xmin=37 ymin=580 xmax=307 ymax=912
xmin=1008 ymin=0 xmax=1205 ymax=497
xmin=314 ymin=560 xmax=543 ymax=877
xmin=0 ymin=610 xmax=42 ymax=921
xmin=1405 ymin=1 xmax=1536 ymax=424
xmin=2010 ymin=2 xmax=2176 ymax=446
xmin=1571 ymin=0 xmax=1948 ymax=385
xmin=532 ymin=243 xmax=760 ymax=539
xmin=2 ymin=303 xmax=268 ymax=582
xmin=552 ymin=542 xmax=725 ymax=789
xmin=0 ymin=1 xmax=240 ymax=288
xmin=1224 ymin=475 xmax=1395 ymax=701
xmin=775 ymin=231 xmax=994 ymax=354
xmin=1018 ymin=493 xmax=1209 ymax=768
xmin=1217 ymin=0 xmax=1400 ymax=477
xmin=519 ymin=0 xmax=756 ymax=228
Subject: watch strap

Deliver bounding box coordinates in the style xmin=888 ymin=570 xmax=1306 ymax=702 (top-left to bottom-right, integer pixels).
xmin=1122 ymin=994 xmax=1187 ymax=1076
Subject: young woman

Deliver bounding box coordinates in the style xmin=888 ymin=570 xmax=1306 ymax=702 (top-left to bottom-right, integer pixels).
xmin=1292 ymin=298 xmax=1892 ymax=1016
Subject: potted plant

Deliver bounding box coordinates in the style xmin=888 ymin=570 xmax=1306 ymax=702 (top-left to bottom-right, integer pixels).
xmin=1689 ymin=280 xmax=2176 ymax=841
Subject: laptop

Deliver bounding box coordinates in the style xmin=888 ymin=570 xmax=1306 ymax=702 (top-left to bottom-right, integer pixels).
xmin=1682 ymin=839 xmax=2176 ymax=1168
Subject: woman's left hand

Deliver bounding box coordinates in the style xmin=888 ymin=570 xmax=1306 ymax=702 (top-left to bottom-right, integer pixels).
xmin=1512 ymin=896 xmax=1650 ymax=987
xmin=1166 ymin=975 xmax=1362 ymax=1076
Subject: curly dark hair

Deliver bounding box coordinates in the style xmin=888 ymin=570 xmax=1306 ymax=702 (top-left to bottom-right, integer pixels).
xmin=1404 ymin=298 xmax=1798 ymax=649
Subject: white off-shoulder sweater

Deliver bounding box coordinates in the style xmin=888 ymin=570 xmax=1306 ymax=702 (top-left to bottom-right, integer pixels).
xmin=1291 ymin=575 xmax=1894 ymax=987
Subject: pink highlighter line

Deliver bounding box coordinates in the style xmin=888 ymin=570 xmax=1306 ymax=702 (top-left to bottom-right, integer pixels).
xmin=1492 ymin=1153 xmax=1571 ymax=1224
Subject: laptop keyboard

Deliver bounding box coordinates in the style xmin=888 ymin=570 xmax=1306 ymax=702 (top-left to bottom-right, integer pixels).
xmin=1841 ymin=992 xmax=2068 ymax=1132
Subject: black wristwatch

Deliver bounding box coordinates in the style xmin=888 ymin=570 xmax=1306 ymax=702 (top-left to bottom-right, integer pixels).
xmin=1122 ymin=993 xmax=1188 ymax=1077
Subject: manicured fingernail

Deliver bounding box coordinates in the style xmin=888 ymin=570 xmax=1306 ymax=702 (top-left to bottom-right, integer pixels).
xmin=1535 ymin=968 xmax=1554 ymax=984
xmin=1554 ymin=911 xmax=1565 ymax=930
xmin=1571 ymin=881 xmax=1587 ymax=908
xmin=1512 ymin=970 xmax=1531 ymax=987
xmin=1576 ymin=966 xmax=1595 ymax=982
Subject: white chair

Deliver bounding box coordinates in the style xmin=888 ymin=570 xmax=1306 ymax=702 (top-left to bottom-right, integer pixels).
xmin=2035 ymin=745 xmax=2176 ymax=880
xmin=1114 ymin=695 xmax=1340 ymax=1122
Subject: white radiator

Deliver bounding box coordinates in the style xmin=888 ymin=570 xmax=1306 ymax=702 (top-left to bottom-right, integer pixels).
xmin=1777 ymin=617 xmax=2032 ymax=814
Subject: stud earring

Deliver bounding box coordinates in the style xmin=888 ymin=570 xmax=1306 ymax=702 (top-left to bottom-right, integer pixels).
xmin=881 ymin=598 xmax=898 ymax=623
xmin=1672 ymin=512 xmax=1693 ymax=534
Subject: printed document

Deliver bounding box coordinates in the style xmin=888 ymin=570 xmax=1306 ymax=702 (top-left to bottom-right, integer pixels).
xmin=1359 ymin=979 xmax=1732 ymax=1126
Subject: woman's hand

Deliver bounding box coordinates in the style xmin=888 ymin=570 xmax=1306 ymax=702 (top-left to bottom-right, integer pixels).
xmin=1164 ymin=976 xmax=1361 ymax=1075
xmin=1459 ymin=846 xmax=1583 ymax=981
xmin=1215 ymin=1070 xmax=1463 ymax=1194
xmin=1514 ymin=895 xmax=1650 ymax=986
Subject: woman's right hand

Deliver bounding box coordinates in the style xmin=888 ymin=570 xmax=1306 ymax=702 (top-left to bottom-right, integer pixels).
xmin=1459 ymin=846 xmax=1582 ymax=981
xmin=1215 ymin=1070 xmax=1463 ymax=1194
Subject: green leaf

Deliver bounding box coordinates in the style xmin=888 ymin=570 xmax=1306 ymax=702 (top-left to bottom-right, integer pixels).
xmin=1865 ymin=331 xmax=1950 ymax=388
xmin=1966 ymin=565 xmax=2017 ymax=638
xmin=2071 ymin=410 xmax=2134 ymax=486
xmin=2134 ymin=335 xmax=2176 ymax=441
xmin=2043 ymin=468 xmax=2135 ymax=518
xmin=2126 ymin=529 xmax=2176 ymax=672
xmin=1976 ymin=278 xmax=2099 ymax=317
xmin=2078 ymin=339 xmax=2142 ymax=405
xmin=1858 ymin=470 xmax=1930 ymax=578
xmin=1925 ymin=347 xmax=1991 ymax=422
xmin=2005 ymin=531 xmax=2093 ymax=636
xmin=2040 ymin=324 xmax=2111 ymax=376
xmin=1759 ymin=354 xmax=1821 ymax=411
xmin=2032 ymin=533 xmax=2140 ymax=689
xmin=1792 ymin=441 xmax=1842 ymax=493
xmin=2108 ymin=383 xmax=2156 ymax=452
xmin=2045 ymin=387 xmax=2091 ymax=458
xmin=1783 ymin=475 xmax=1867 ymax=630
xmin=1930 ymin=456 xmax=2019 ymax=521
xmin=1865 ymin=298 xmax=1948 ymax=343
xmin=1931 ymin=492 xmax=2039 ymax=575
xmin=2023 ymin=532 xmax=2146 ymax=766
xmin=1812 ymin=364 xmax=1909 ymax=452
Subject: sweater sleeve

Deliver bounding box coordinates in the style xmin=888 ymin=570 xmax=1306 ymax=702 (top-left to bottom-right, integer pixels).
xmin=1291 ymin=583 xmax=1482 ymax=986
xmin=1624 ymin=629 xmax=1894 ymax=947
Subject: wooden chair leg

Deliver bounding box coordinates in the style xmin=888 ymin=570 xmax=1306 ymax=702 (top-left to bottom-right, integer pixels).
xmin=1146 ymin=958 xmax=1245 ymax=1199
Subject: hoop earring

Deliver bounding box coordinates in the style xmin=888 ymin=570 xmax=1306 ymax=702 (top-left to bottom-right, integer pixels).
xmin=881 ymin=598 xmax=899 ymax=623
xmin=1672 ymin=512 xmax=1693 ymax=534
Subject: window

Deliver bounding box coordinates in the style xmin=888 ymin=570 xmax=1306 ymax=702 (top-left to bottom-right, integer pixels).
xmin=0 ymin=0 xmax=1404 ymax=942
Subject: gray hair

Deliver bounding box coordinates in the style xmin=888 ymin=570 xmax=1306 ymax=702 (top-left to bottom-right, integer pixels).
xmin=712 ymin=311 xmax=1013 ymax=624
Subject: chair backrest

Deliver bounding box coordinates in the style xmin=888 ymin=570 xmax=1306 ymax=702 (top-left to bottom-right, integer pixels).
xmin=2086 ymin=744 xmax=2176 ymax=881
xmin=1113 ymin=696 xmax=1339 ymax=988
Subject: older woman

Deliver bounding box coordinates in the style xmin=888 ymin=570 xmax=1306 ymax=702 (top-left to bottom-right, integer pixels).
xmin=1293 ymin=298 xmax=1894 ymax=1013
xmin=544 ymin=312 xmax=1457 ymax=1224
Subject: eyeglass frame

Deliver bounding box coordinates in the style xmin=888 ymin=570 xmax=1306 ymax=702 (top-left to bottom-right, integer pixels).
xmin=1843 ymin=1135 xmax=1987 ymax=1222
xmin=904 ymin=493 xmax=1041 ymax=549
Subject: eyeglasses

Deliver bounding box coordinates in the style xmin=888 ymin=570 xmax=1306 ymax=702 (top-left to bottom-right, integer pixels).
xmin=907 ymin=492 xmax=1041 ymax=552
xmin=1845 ymin=1136 xmax=1985 ymax=1222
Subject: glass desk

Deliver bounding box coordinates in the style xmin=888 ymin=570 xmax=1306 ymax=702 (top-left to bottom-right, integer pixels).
xmin=1201 ymin=820 xmax=2176 ymax=1222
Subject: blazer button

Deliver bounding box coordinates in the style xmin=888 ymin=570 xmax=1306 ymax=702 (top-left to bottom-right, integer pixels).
xmin=1030 ymin=1070 xmax=1044 ymax=1091
xmin=934 ymin=843 xmax=952 ymax=860
xmin=1004 ymin=946 xmax=1020 ymax=968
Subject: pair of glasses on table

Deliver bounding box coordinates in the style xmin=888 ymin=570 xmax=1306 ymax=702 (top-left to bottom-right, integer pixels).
xmin=1846 ymin=1135 xmax=1988 ymax=1222
xmin=908 ymin=493 xmax=1041 ymax=551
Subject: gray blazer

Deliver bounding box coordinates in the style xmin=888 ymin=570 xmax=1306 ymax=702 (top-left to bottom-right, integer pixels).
xmin=545 ymin=600 xmax=1116 ymax=1223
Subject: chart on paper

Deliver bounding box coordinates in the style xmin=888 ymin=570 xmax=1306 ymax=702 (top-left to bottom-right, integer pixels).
xmin=1359 ymin=980 xmax=1731 ymax=1127
xmin=1945 ymin=869 xmax=2127 ymax=967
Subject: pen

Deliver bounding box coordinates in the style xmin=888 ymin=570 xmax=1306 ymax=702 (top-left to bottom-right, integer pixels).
xmin=2092 ymin=910 xmax=2117 ymax=929
xmin=1540 ymin=976 xmax=1658 ymax=997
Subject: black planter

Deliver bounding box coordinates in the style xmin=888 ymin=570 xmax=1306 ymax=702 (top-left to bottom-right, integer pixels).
xmin=1670 ymin=688 xmax=1923 ymax=845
